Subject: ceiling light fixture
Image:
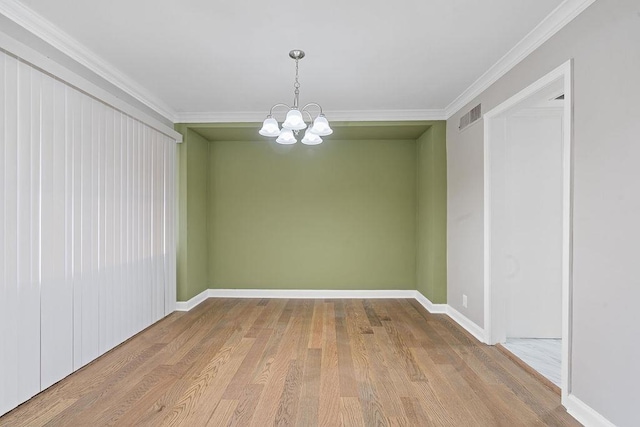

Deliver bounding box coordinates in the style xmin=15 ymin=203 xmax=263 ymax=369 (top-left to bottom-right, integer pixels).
xmin=259 ymin=50 xmax=333 ymax=145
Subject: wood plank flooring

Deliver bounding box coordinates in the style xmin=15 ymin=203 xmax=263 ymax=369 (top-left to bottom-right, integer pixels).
xmin=0 ymin=298 xmax=581 ymax=426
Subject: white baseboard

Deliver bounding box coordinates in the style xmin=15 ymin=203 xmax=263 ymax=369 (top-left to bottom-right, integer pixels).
xmin=209 ymin=288 xmax=416 ymax=299
xmin=175 ymin=289 xmax=210 ymax=311
xmin=412 ymin=292 xmax=487 ymax=344
xmin=175 ymin=289 xmax=486 ymax=344
xmin=413 ymin=291 xmax=447 ymax=314
xmin=175 ymin=288 xmax=416 ymax=311
xmin=175 ymin=289 xmax=487 ymax=344
xmin=445 ymin=305 xmax=487 ymax=343
xmin=564 ymin=394 xmax=617 ymax=427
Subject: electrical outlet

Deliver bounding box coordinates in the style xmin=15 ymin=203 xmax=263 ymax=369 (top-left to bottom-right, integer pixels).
xmin=462 ymin=294 xmax=468 ymax=308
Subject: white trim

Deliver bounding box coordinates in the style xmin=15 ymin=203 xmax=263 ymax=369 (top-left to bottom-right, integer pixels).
xmin=413 ymin=292 xmax=488 ymax=343
xmin=511 ymin=106 xmax=565 ymax=118
xmin=414 ymin=291 xmax=447 ymax=314
xmin=175 ymin=289 xmax=417 ymax=311
xmin=445 ymin=0 xmax=595 ymax=118
xmin=564 ymin=395 xmax=617 ymax=427
xmin=445 ymin=305 xmax=487 ymax=343
xmin=483 ymin=106 xmax=493 ymax=345
xmin=0 ymin=0 xmax=177 ymax=123
xmin=561 ymin=59 xmax=574 ymax=405
xmin=414 ymin=293 xmax=488 ymax=344
xmin=483 ymin=60 xmax=573 ymax=403
xmin=315 ymin=109 xmax=447 ymax=121
xmin=482 ymin=62 xmax=571 ymax=120
xmin=174 ymin=109 xmax=447 ymax=124
xmin=209 ymin=289 xmax=416 ymax=299
xmin=318 ymin=109 xmax=447 ymax=122
xmin=174 ymin=111 xmax=268 ymax=124
xmin=0 ymin=29 xmax=182 ymax=142
xmin=175 ymin=289 xmax=210 ymax=312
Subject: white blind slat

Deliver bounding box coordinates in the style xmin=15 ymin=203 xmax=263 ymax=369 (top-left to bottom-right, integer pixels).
xmin=17 ymin=61 xmax=41 ymax=402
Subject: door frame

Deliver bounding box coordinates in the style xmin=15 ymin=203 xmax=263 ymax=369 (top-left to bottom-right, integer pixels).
xmin=483 ymin=60 xmax=573 ymax=402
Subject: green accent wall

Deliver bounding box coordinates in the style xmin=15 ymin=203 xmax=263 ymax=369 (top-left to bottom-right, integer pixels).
xmin=175 ymin=125 xmax=211 ymax=301
xmin=175 ymin=122 xmax=447 ymax=301
xmin=416 ymin=122 xmax=447 ymax=303
xmin=209 ymin=139 xmax=417 ymax=290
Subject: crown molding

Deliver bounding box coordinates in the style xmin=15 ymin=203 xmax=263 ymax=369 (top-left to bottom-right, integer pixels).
xmin=444 ymin=0 xmax=596 ymax=119
xmin=0 ymin=30 xmax=182 ymax=142
xmin=175 ymin=109 xmax=447 ymax=124
xmin=174 ymin=111 xmax=267 ymax=123
xmin=0 ymin=0 xmax=177 ymax=122
xmin=323 ymin=109 xmax=447 ymax=121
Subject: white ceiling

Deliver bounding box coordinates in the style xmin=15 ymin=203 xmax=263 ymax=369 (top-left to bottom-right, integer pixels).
xmin=16 ymin=0 xmax=564 ymax=120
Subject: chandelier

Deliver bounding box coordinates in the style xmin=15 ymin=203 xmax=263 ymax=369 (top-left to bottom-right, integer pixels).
xmin=259 ymin=50 xmax=333 ymax=145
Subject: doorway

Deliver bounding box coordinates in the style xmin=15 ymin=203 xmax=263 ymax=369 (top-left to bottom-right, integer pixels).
xmin=483 ymin=61 xmax=573 ymax=402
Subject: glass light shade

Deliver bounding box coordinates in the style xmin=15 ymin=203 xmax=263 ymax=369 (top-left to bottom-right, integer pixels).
xmin=282 ymin=109 xmax=307 ymax=130
xmin=259 ymin=117 xmax=280 ymax=137
xmin=276 ymin=129 xmax=297 ymax=145
xmin=301 ymin=130 xmax=323 ymax=145
xmin=309 ymin=115 xmax=333 ymax=136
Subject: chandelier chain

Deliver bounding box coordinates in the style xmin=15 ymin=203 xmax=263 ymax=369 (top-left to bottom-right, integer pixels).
xmin=293 ymin=59 xmax=300 ymax=107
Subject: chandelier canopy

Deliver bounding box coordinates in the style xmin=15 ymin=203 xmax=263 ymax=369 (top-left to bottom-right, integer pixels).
xmin=259 ymin=50 xmax=332 ymax=145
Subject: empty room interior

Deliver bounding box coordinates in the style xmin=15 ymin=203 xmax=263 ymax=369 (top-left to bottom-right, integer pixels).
xmin=0 ymin=0 xmax=638 ymax=426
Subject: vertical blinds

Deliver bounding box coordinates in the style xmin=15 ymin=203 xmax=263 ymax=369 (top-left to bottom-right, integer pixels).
xmin=0 ymin=49 xmax=177 ymax=415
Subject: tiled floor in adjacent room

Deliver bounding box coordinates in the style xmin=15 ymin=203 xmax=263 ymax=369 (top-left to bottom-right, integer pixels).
xmin=503 ymin=338 xmax=562 ymax=387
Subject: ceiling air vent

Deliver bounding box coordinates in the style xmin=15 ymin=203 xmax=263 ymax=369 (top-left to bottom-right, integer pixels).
xmin=459 ymin=103 xmax=482 ymax=131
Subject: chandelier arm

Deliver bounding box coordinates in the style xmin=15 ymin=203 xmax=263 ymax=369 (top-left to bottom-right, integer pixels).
xmin=302 ymin=110 xmax=315 ymax=125
xmin=301 ymin=102 xmax=324 ymax=116
xmin=268 ymin=103 xmax=293 ymax=117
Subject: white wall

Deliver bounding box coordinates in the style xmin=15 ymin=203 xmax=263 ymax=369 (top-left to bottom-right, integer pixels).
xmin=447 ymin=1 xmax=640 ymax=425
xmin=504 ymin=112 xmax=563 ymax=338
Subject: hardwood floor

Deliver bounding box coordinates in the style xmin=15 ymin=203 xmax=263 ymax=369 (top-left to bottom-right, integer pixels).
xmin=0 ymin=298 xmax=581 ymax=426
